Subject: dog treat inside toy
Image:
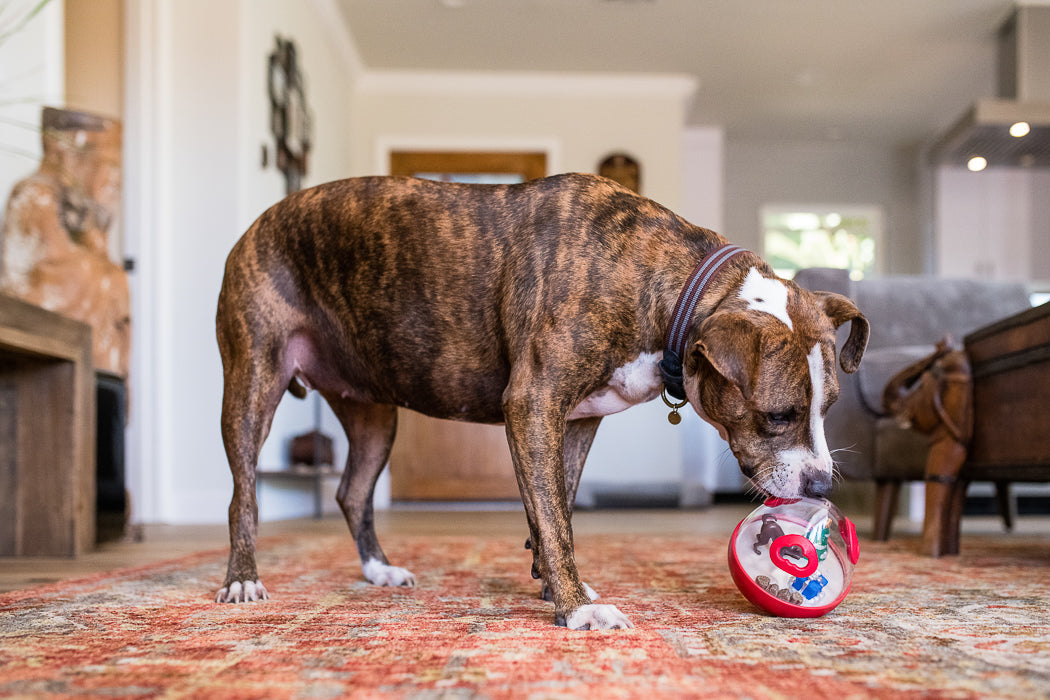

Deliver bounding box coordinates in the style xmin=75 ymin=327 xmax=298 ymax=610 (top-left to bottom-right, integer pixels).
xmin=728 ymin=497 xmax=859 ymax=617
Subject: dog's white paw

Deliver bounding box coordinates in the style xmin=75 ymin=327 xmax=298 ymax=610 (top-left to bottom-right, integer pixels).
xmin=216 ymin=579 xmax=269 ymax=603
xmin=363 ymin=558 xmax=417 ymax=587
xmin=565 ymin=604 xmax=633 ymax=631
xmin=582 ymin=581 xmax=600 ymax=601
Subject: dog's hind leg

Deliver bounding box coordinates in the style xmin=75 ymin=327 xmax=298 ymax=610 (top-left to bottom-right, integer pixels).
xmin=325 ymin=395 xmax=415 ymax=587
xmin=216 ymin=341 xmax=287 ymax=603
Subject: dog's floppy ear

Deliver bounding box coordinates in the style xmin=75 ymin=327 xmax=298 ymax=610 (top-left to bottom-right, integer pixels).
xmin=693 ymin=312 xmax=761 ymax=399
xmin=814 ymin=291 xmax=869 ymax=374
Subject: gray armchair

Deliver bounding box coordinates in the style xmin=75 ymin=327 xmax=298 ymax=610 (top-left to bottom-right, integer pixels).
xmin=793 ymin=268 xmax=1031 ymax=539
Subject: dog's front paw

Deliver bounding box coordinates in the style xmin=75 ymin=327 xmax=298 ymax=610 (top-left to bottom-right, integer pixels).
xmin=564 ymin=604 xmax=633 ymax=631
xmin=216 ymin=579 xmax=268 ymax=603
xmin=363 ymin=558 xmax=417 ymax=587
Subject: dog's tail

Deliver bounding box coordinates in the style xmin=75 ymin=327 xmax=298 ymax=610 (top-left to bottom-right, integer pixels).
xmin=288 ymin=378 xmax=308 ymax=399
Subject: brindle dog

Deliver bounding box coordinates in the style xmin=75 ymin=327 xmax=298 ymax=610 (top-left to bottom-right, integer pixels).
xmin=215 ymin=173 xmax=868 ymax=630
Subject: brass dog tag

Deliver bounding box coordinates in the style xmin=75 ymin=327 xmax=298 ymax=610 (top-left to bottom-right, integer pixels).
xmin=661 ymin=390 xmax=686 ymax=425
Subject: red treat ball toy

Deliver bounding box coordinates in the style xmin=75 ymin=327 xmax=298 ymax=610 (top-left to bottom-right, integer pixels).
xmin=728 ymin=497 xmax=859 ymax=617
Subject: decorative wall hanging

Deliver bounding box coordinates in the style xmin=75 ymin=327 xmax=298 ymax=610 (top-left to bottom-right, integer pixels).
xmin=268 ymin=36 xmax=312 ymax=194
xmin=598 ymin=153 xmax=641 ymax=193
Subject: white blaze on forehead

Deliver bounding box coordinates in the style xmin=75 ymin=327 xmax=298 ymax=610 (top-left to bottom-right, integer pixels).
xmin=739 ymin=268 xmax=793 ymax=330
xmin=762 ymin=342 xmax=834 ymax=498
xmin=807 ymin=343 xmax=832 ymax=465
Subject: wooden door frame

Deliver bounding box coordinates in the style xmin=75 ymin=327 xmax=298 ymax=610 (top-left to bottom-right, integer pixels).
xmin=390 ymin=151 xmax=547 ymax=181
xmin=375 ymin=137 xmax=561 ymax=177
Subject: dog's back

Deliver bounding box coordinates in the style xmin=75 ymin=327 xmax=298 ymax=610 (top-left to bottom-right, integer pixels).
xmin=217 ymin=174 xmax=708 ymax=422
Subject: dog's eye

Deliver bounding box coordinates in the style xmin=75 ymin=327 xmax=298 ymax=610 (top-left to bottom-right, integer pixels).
xmin=765 ymin=410 xmax=796 ymax=427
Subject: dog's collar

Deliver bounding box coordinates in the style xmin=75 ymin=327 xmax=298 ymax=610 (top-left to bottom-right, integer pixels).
xmin=660 ymin=244 xmax=750 ymax=401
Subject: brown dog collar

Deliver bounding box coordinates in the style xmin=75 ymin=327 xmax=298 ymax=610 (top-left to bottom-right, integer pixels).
xmin=660 ymin=244 xmax=750 ymax=402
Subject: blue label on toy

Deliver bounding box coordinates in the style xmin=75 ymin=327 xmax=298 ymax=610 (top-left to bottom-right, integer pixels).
xmin=792 ymin=573 xmax=829 ymax=600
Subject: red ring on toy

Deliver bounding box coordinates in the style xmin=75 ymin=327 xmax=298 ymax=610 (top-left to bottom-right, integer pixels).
xmin=763 ymin=497 xmax=800 ymax=508
xmin=769 ymin=534 xmax=818 ymax=577
xmin=840 ymin=517 xmax=860 ymax=565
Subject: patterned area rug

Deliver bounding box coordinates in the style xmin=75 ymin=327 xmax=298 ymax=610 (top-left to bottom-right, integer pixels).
xmin=2 ymin=530 xmax=1049 ymax=699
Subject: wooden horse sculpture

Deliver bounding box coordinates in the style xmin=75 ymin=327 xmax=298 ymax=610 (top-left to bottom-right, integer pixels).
xmin=882 ymin=338 xmax=974 ymax=557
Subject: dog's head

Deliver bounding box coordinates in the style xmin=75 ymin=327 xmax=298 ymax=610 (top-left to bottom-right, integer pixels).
xmin=683 ymin=268 xmax=868 ymax=499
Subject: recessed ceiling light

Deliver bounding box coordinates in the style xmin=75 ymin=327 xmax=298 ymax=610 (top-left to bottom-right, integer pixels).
xmin=1009 ymin=121 xmax=1031 ymax=138
xmin=967 ymin=156 xmax=988 ymax=172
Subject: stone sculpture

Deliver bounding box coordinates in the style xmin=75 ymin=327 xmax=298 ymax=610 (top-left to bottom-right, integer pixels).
xmin=0 ymin=107 xmax=129 ymax=377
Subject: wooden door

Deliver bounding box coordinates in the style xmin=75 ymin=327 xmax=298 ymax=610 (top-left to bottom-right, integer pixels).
xmin=386 ymin=151 xmax=546 ymax=501
xmin=389 ymin=417 xmax=520 ymax=501
xmin=389 ymin=151 xmax=546 ymax=183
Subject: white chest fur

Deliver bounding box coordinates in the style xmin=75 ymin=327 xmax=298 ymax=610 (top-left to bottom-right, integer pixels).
xmin=568 ymin=351 xmax=663 ymax=420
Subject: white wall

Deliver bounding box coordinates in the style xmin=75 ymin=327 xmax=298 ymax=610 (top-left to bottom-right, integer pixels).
xmin=935 ymin=166 xmax=1050 ymax=282
xmin=124 ymin=0 xmax=358 ymax=524
xmin=353 ymin=71 xmax=696 ymax=209
xmin=725 ymin=138 xmax=922 ymax=275
xmin=0 ymin=1 xmax=64 ymax=209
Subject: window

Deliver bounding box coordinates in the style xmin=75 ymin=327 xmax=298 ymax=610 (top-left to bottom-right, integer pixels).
xmin=761 ymin=205 xmax=882 ymax=280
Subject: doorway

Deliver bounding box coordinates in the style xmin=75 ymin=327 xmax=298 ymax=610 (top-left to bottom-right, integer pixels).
xmin=386 ymin=150 xmax=546 ymax=502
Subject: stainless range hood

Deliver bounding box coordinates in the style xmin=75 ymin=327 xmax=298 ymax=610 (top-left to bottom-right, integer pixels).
xmin=930 ymin=5 xmax=1050 ymax=168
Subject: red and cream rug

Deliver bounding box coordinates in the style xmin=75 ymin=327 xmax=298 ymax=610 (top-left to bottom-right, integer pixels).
xmin=2 ymin=530 xmax=1049 ymax=698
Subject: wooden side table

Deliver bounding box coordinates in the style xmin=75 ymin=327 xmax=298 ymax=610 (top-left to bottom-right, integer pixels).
xmin=919 ymin=302 xmax=1050 ymax=556
xmin=0 ymin=294 xmax=96 ymax=557
xmin=966 ymin=302 xmax=1050 ymax=475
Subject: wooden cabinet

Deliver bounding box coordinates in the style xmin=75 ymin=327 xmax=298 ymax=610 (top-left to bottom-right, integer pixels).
xmin=966 ymin=302 xmax=1050 ymax=474
xmin=0 ymin=295 xmax=95 ymax=557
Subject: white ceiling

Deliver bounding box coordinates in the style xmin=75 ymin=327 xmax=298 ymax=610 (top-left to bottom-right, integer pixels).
xmin=336 ymin=0 xmax=1030 ymax=148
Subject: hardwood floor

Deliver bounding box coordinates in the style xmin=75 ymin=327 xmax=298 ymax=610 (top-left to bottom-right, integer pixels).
xmin=1 ymin=504 xmax=1044 ymax=594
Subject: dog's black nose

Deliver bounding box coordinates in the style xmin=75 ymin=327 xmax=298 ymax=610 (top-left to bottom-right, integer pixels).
xmin=802 ymin=472 xmax=832 ymax=499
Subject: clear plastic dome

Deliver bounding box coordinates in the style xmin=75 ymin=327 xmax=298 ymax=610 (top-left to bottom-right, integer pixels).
xmin=728 ymin=497 xmax=859 ymax=617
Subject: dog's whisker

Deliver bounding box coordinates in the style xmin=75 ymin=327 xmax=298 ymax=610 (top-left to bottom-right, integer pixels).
xmin=827 ymin=445 xmax=856 ymax=491
xmin=744 ymin=464 xmax=780 ymax=500
xmin=743 ymin=480 xmax=765 ymax=501
xmin=830 ymin=465 xmax=844 ymax=487
xmin=717 ymin=448 xmax=736 ymax=469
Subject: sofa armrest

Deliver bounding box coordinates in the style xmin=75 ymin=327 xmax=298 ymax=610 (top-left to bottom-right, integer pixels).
xmin=793 ymin=267 xmax=851 ymax=298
